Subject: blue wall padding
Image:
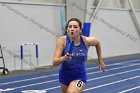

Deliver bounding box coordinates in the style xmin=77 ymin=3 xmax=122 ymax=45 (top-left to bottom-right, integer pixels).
xmin=82 ymin=22 xmax=91 ymax=37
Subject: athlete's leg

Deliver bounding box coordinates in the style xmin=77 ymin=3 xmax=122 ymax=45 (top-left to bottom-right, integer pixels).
xmin=60 ymin=83 xmax=68 ymax=93
xmin=67 ymin=80 xmax=86 ymax=93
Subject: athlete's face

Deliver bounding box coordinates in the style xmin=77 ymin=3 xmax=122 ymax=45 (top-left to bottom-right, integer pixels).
xmin=67 ymin=21 xmax=81 ymax=37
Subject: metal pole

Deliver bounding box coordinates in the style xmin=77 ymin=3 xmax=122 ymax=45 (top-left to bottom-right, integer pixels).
xmin=35 ymin=44 xmax=39 ymax=68
xmin=90 ymin=0 xmax=103 ymax=23
xmin=128 ymin=0 xmax=140 ymax=35
xmin=20 ymin=45 xmax=23 ymax=69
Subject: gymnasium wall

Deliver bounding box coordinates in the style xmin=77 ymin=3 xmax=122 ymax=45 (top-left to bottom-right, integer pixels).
xmin=71 ymin=0 xmax=140 ymax=59
xmin=66 ymin=0 xmax=87 ymax=23
xmin=0 ymin=0 xmax=65 ymax=4
xmin=0 ymin=1 xmax=65 ymax=71
xmin=0 ymin=1 xmax=140 ymax=71
xmin=87 ymin=9 xmax=140 ymax=59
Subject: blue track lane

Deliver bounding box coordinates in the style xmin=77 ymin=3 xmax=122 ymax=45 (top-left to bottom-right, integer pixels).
xmin=0 ymin=57 xmax=140 ymax=93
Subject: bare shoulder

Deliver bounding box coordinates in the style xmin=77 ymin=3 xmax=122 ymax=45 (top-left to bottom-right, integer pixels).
xmin=57 ymin=36 xmax=66 ymax=47
xmin=82 ymin=35 xmax=98 ymax=46
xmin=59 ymin=36 xmax=66 ymax=42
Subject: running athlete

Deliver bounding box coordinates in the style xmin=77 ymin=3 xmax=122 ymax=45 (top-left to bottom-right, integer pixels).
xmin=53 ymin=18 xmax=106 ymax=93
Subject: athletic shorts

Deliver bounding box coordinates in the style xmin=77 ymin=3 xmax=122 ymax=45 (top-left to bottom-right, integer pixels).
xmin=59 ymin=69 xmax=87 ymax=86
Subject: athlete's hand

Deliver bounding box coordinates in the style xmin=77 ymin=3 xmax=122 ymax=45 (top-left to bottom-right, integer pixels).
xmin=62 ymin=53 xmax=72 ymax=61
xmin=99 ymin=62 xmax=106 ymax=72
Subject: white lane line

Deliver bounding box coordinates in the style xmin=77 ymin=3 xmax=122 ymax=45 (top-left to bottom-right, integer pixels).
xmin=41 ymin=68 xmax=140 ymax=91
xmin=1 ymin=60 xmax=139 ymax=86
xmin=43 ymin=86 xmax=60 ymax=91
xmin=14 ymin=67 xmax=140 ymax=91
xmin=0 ymin=79 xmax=58 ymax=92
xmin=38 ymin=75 xmax=140 ymax=91
xmin=43 ymin=68 xmax=140 ymax=90
xmin=87 ymin=68 xmax=140 ymax=81
xmin=86 ymin=59 xmax=140 ymax=70
xmin=118 ymin=85 xmax=140 ymax=93
xmin=2 ymin=65 xmax=140 ymax=92
xmin=104 ymin=82 xmax=140 ymax=93
xmin=0 ymin=73 xmax=58 ymax=85
xmin=87 ymin=63 xmax=140 ymax=75
xmin=0 ymin=60 xmax=138 ymax=86
xmin=84 ymin=75 xmax=140 ymax=91
xmin=0 ymin=59 xmax=140 ymax=92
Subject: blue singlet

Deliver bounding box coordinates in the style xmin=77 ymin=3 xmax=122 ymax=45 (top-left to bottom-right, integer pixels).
xmin=59 ymin=35 xmax=88 ymax=86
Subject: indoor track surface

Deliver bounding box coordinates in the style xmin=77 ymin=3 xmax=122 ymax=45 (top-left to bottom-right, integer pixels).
xmin=0 ymin=57 xmax=140 ymax=93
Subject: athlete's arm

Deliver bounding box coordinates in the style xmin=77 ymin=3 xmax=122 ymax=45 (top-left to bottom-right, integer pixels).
xmin=86 ymin=37 xmax=106 ymax=72
xmin=53 ymin=36 xmax=71 ymax=66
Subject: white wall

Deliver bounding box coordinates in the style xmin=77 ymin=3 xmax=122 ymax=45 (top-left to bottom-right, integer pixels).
xmin=66 ymin=0 xmax=87 ymax=23
xmin=0 ymin=1 xmax=65 ymax=71
xmin=0 ymin=0 xmax=65 ymax=4
xmin=92 ymin=0 xmax=140 ymax=9
xmin=0 ymin=1 xmax=140 ymax=71
xmin=87 ymin=9 xmax=140 ymax=59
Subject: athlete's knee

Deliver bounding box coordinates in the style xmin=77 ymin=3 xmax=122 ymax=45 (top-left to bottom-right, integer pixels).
xmin=66 ymin=80 xmax=85 ymax=93
xmin=67 ymin=89 xmax=77 ymax=93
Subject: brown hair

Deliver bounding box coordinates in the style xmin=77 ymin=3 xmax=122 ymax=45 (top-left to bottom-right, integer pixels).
xmin=66 ymin=18 xmax=82 ymax=30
